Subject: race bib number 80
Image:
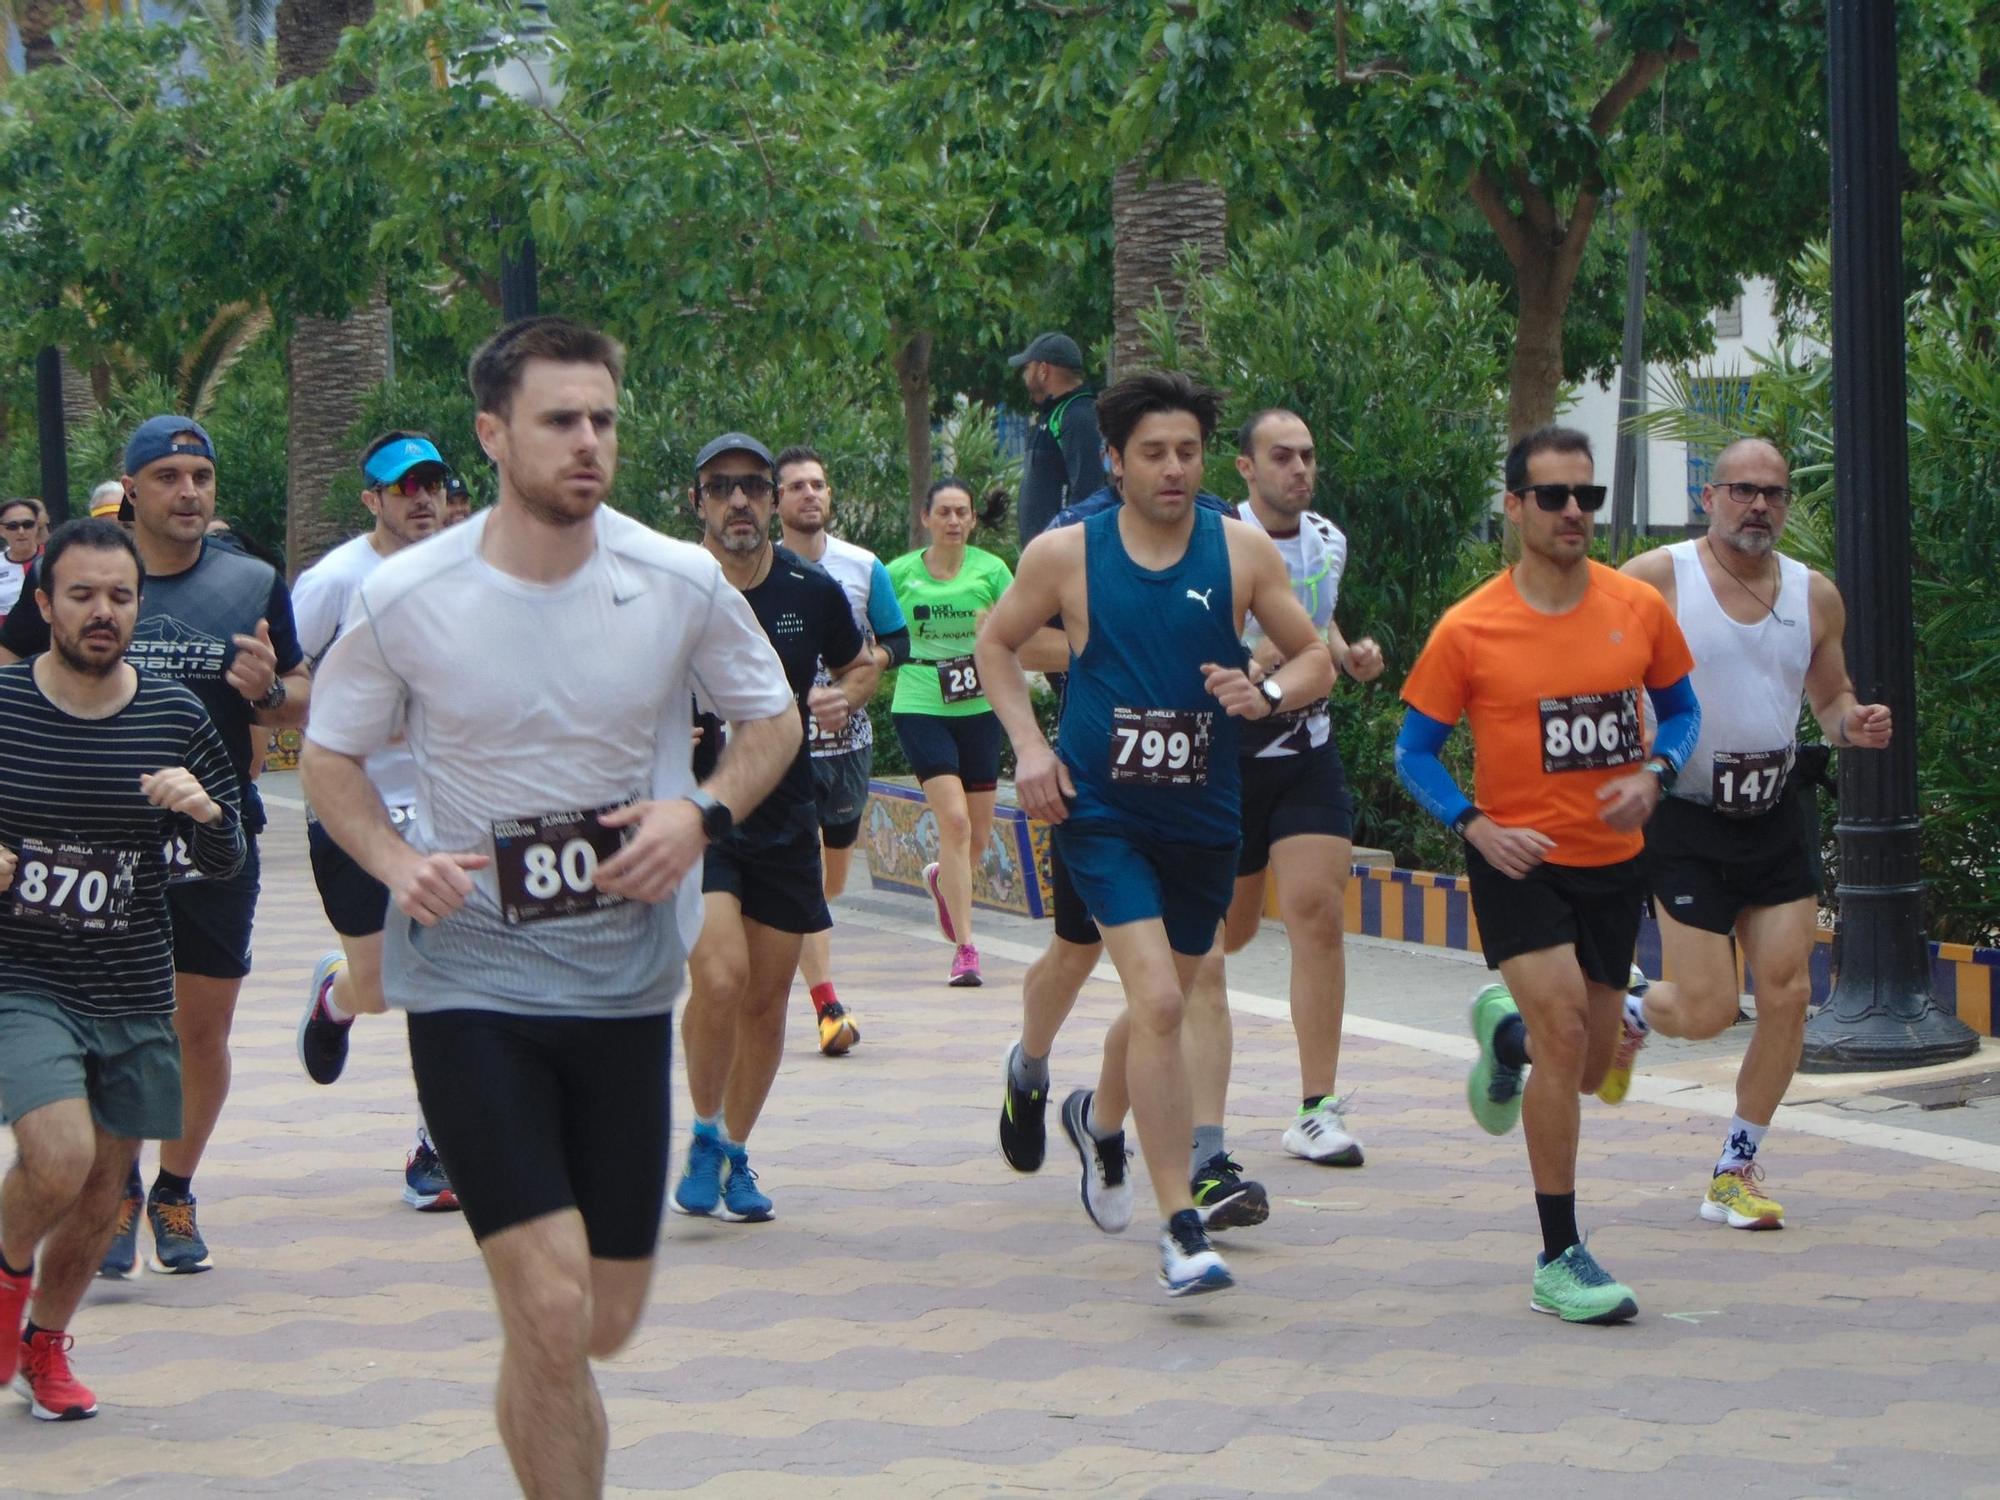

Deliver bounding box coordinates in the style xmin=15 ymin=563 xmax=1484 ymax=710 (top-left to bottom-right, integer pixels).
xmin=492 ymin=804 xmax=633 ymax=926
xmin=1110 ymin=707 xmax=1212 ymax=787
xmin=1538 ymin=690 xmax=1642 ymax=774
xmin=12 ymin=836 xmax=135 ymax=933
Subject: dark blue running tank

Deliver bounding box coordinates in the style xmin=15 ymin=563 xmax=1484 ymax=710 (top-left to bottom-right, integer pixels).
xmin=1057 ymin=505 xmax=1245 ymax=844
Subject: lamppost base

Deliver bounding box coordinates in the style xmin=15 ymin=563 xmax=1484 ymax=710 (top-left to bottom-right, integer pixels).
xmin=1799 ymin=999 xmax=1981 ymax=1074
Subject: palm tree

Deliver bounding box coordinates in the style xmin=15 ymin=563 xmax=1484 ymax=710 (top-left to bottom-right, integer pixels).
xmin=276 ymin=0 xmax=388 ymax=577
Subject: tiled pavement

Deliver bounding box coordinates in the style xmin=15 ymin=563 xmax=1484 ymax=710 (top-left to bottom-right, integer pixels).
xmin=5 ymin=792 xmax=2000 ymax=1498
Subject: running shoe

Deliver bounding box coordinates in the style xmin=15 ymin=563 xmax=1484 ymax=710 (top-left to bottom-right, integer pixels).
xmin=14 ymin=1330 xmax=95 ymax=1421
xmin=1191 ymin=1152 xmax=1270 ymax=1231
xmin=1467 ymin=982 xmax=1526 ymax=1137
xmin=998 ymin=1043 xmax=1048 ymax=1173
xmin=949 ymin=944 xmax=983 ymax=987
xmin=720 ymin=1145 xmax=775 ymax=1223
xmin=1701 ymin=1163 xmax=1785 ymax=1229
xmin=673 ymin=1123 xmax=726 ymax=1218
xmin=145 ymin=1189 xmax=212 ymax=1274
xmin=1531 ymin=1242 xmax=1639 ymax=1324
xmin=922 ymin=861 xmax=956 ymax=942
xmin=402 ymin=1133 xmax=460 ymax=1212
xmin=817 ymin=999 xmax=860 ymax=1056
xmin=1281 ymin=1095 xmax=1364 ymax=1167
xmin=98 ymin=1163 xmax=143 ymax=1280
xmin=297 ymin=951 xmax=352 ymax=1086
xmin=1058 ymin=1088 xmax=1133 ymax=1234
xmin=0 ymin=1265 xmax=29 ymax=1386
xmin=1596 ymin=965 xmax=1651 ymax=1105
xmin=1158 ymin=1208 xmax=1233 ymax=1298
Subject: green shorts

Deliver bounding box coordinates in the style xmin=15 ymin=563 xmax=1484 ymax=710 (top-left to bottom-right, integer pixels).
xmin=0 ymin=993 xmax=183 ymax=1141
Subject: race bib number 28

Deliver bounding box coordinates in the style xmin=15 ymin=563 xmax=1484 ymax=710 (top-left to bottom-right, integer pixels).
xmin=1110 ymin=707 xmax=1212 ymax=787
xmin=1538 ymin=690 xmax=1642 ymax=774
xmin=12 ymin=837 xmax=135 ymax=933
xmin=491 ymin=804 xmax=633 ymax=926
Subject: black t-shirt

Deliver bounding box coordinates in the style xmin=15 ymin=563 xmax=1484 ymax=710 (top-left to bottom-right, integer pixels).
xmin=693 ymin=546 xmax=865 ymax=845
xmin=0 ymin=542 xmax=305 ymax=835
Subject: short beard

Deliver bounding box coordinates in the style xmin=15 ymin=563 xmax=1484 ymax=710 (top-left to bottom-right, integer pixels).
xmin=54 ymin=631 xmax=123 ymax=678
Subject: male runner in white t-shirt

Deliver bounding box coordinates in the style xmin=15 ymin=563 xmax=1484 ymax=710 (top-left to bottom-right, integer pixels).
xmin=304 ymin=317 xmax=798 ymax=1497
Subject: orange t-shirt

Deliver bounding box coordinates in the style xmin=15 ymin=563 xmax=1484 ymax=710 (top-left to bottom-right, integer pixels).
xmin=1401 ymin=561 xmax=1696 ymax=868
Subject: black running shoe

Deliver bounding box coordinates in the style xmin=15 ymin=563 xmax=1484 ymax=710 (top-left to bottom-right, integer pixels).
xmin=1191 ymin=1152 xmax=1270 ymax=1232
xmin=999 ymin=1043 xmax=1048 ymax=1173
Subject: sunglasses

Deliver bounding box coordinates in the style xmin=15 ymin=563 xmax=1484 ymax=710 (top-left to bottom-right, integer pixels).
xmin=1519 ymin=483 xmax=1608 ymax=513
xmin=699 ymin=475 xmax=775 ymax=502
xmin=379 ymin=473 xmax=446 ymax=498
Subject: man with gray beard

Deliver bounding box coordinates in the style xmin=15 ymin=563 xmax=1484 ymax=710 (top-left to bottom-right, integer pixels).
xmin=1611 ymin=438 xmax=1891 ymax=1232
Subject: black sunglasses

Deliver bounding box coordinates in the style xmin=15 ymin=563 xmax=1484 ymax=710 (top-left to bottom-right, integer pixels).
xmin=1519 ymin=483 xmax=1608 ymax=513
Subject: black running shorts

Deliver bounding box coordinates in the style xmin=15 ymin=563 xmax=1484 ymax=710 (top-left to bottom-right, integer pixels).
xmin=1464 ymin=843 xmax=1646 ymax=989
xmin=1646 ymin=785 xmax=1820 ymax=935
xmin=406 ymin=1007 xmax=672 ymax=1259
xmin=1237 ymin=739 xmax=1355 ymax=877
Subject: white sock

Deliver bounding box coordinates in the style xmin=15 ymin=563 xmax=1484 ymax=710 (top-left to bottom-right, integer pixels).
xmin=1622 ymin=992 xmax=1649 ymax=1034
xmin=1716 ymin=1115 xmax=1767 ymax=1175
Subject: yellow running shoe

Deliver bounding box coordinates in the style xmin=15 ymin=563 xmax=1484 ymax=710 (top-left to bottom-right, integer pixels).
xmin=817 ymin=1000 xmax=860 ymax=1056
xmin=1700 ymin=1163 xmax=1784 ymax=1229
xmin=1595 ymin=965 xmax=1649 ymax=1105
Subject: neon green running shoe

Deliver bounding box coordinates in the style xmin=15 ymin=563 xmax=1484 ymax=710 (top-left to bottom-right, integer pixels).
xmin=1467 ymin=983 xmax=1525 ymax=1136
xmin=1531 ymin=1242 xmax=1639 ymax=1324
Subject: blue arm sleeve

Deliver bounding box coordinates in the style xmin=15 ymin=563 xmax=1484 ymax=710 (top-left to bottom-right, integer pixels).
xmin=865 ymin=559 xmax=906 ymax=636
xmin=1394 ymin=708 xmax=1473 ymax=828
xmin=1645 ymin=675 xmax=1701 ymax=772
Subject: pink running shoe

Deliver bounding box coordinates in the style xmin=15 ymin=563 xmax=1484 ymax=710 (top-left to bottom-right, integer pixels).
xmin=923 ymin=861 xmax=957 ymax=943
xmin=949 ymin=944 xmax=983 ymax=987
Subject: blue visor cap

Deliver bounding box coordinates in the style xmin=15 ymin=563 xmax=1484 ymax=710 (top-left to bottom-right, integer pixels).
xmin=363 ymin=437 xmax=448 ymax=487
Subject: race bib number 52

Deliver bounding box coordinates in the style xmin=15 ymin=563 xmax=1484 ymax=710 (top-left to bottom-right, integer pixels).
xmin=11 ymin=837 xmax=135 ymax=933
xmin=1538 ymin=690 xmax=1642 ymax=774
xmin=491 ymin=804 xmax=633 ymax=926
xmin=1110 ymin=707 xmax=1212 ymax=787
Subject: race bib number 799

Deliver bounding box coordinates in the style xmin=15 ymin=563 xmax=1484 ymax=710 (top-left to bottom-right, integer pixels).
xmin=1538 ymin=690 xmax=1642 ymax=774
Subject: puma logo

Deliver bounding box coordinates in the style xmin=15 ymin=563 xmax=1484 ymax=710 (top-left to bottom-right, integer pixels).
xmin=1185 ymin=587 xmax=1214 ymax=610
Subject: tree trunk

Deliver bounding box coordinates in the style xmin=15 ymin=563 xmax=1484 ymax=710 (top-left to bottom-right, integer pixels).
xmin=1111 ymin=160 xmax=1226 ymax=378
xmin=896 ymin=332 xmax=933 ymax=549
xmin=278 ymin=0 xmax=385 ymax=578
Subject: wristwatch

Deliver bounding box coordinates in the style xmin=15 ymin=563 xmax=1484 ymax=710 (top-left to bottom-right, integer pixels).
xmin=1642 ymin=756 xmax=1676 ymax=793
xmin=256 ymin=678 xmax=288 ymax=713
xmin=685 ymin=790 xmax=732 ymax=843
xmin=1259 ymin=678 xmax=1285 ymax=715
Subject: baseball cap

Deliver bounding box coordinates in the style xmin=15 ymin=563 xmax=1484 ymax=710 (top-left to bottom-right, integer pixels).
xmin=362 ymin=436 xmax=448 ymax=487
xmin=695 ymin=433 xmax=774 ymax=472
xmin=124 ymin=415 xmax=215 ymax=476
xmin=1007 ymin=332 xmax=1084 ymax=371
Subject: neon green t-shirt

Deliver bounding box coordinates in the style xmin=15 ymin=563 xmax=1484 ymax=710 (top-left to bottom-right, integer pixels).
xmin=887 ymin=545 xmax=1014 ymax=716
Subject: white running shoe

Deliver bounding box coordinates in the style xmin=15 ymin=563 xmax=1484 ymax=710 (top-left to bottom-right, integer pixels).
xmin=1281 ymin=1095 xmax=1364 ymax=1166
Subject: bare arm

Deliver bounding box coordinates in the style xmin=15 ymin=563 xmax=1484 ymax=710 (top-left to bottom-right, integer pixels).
xmin=1804 ymin=572 xmax=1891 ymax=748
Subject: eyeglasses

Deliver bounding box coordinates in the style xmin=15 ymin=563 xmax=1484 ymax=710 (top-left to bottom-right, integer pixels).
xmin=699 ymin=475 xmax=775 ymax=502
xmin=381 ymin=473 xmax=446 ymax=498
xmin=0 ymin=520 xmax=37 ymax=532
xmin=1519 ymin=483 xmax=1608 ymax=513
xmin=1709 ymin=480 xmax=1793 ymax=506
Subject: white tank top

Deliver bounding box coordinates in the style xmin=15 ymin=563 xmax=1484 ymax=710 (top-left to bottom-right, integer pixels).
xmin=1668 ymin=540 xmax=1812 ymax=805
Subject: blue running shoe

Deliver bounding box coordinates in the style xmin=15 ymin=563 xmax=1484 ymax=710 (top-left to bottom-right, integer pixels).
xmin=720 ymin=1144 xmax=775 ymax=1223
xmin=98 ymin=1163 xmax=143 ymax=1281
xmin=673 ymin=1123 xmax=726 ymax=1218
xmin=146 ymin=1190 xmax=212 ymax=1274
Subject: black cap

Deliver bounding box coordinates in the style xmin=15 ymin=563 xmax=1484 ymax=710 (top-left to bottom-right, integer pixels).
xmin=1007 ymin=332 xmax=1084 ymax=371
xmin=695 ymin=432 xmax=774 ymax=472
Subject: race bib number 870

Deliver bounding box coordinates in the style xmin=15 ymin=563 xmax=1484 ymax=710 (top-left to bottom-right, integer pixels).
xmin=1538 ymin=689 xmax=1642 ymax=774
xmin=491 ymin=804 xmax=633 ymax=926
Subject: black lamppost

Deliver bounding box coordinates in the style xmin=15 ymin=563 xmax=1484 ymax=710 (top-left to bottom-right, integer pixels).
xmin=478 ymin=0 xmax=565 ymax=323
xmin=1800 ymin=0 xmax=1979 ymax=1071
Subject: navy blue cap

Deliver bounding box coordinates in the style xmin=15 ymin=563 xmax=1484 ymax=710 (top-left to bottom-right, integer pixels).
xmin=363 ymin=436 xmax=448 ymax=487
xmin=124 ymin=416 xmax=215 ymax=476
xmin=695 ymin=433 xmax=773 ymax=472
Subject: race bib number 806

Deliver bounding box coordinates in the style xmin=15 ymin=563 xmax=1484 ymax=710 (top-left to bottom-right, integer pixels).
xmin=1538 ymin=690 xmax=1642 ymax=774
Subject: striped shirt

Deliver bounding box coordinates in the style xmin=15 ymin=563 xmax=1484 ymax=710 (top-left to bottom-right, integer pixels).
xmin=0 ymin=664 xmax=245 ymax=1018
